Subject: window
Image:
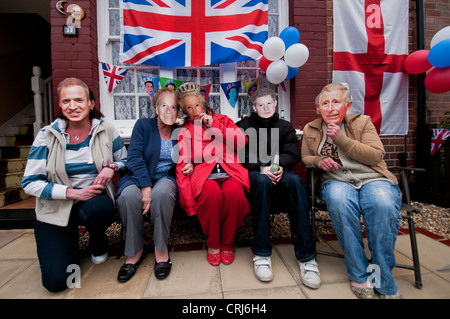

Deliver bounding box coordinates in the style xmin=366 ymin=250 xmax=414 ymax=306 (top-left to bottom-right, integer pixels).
xmin=97 ymin=0 xmax=289 ymax=141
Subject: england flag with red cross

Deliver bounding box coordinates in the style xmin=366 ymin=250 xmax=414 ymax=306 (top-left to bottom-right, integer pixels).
xmin=332 ymin=0 xmax=409 ymax=136
xmin=120 ymin=0 xmax=269 ymax=67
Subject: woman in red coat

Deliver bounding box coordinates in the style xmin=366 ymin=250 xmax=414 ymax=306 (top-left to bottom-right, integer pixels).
xmin=175 ymin=82 xmax=251 ymax=266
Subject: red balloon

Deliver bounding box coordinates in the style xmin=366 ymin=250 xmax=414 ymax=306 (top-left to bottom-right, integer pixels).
xmin=425 ymin=67 xmax=450 ymax=93
xmin=404 ymin=50 xmax=433 ymax=74
xmin=259 ymin=56 xmax=272 ymax=72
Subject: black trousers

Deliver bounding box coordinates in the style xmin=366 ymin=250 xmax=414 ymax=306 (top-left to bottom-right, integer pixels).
xmin=248 ymin=170 xmax=316 ymax=262
xmin=34 ymin=194 xmax=115 ymax=292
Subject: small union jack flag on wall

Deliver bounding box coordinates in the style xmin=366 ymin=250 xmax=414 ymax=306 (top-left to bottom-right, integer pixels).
xmin=120 ymin=0 xmax=269 ymax=67
xmin=431 ymin=128 xmax=450 ymax=156
xmin=102 ymin=62 xmax=128 ymax=92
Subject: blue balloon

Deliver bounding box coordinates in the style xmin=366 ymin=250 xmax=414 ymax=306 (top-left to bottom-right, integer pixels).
xmin=286 ymin=66 xmax=299 ymax=80
xmin=279 ymin=26 xmax=300 ymax=50
xmin=428 ymin=39 xmax=450 ymax=68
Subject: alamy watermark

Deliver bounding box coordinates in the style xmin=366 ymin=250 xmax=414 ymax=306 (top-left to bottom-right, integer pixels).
xmin=66 ymin=264 xmax=81 ymax=289
xmin=66 ymin=4 xmax=84 ymax=29
xmin=170 ymin=120 xmax=280 ymax=165
xmin=367 ymin=264 xmax=381 ymax=288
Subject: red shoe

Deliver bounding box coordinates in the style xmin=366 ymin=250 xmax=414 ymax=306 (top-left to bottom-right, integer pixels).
xmin=221 ymin=251 xmax=235 ymax=265
xmin=207 ymin=251 xmax=221 ymax=266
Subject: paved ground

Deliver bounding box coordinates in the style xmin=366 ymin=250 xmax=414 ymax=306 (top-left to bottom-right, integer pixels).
xmin=0 ymin=228 xmax=449 ymax=304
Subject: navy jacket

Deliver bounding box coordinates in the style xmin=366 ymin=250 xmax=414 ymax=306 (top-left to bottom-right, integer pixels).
xmin=116 ymin=118 xmax=177 ymax=195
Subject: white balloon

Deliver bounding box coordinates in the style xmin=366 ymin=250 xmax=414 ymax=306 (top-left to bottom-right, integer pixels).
xmin=284 ymin=43 xmax=309 ymax=68
xmin=266 ymin=60 xmax=288 ymax=84
xmin=431 ymin=26 xmax=450 ymax=48
xmin=263 ymin=37 xmax=285 ymax=61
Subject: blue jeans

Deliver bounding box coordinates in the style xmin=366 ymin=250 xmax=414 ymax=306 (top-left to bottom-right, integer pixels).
xmin=249 ymin=170 xmax=316 ymax=262
xmin=321 ymin=180 xmax=402 ymax=295
xmin=34 ymin=194 xmax=115 ymax=292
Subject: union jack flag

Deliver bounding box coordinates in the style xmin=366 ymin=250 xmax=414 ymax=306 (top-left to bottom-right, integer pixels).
xmin=102 ymin=63 xmax=128 ymax=92
xmin=431 ymin=128 xmax=450 ymax=156
xmin=120 ymin=0 xmax=269 ymax=67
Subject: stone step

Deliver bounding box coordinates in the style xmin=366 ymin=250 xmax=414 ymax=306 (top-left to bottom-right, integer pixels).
xmin=0 ymin=197 xmax=35 ymax=228
xmin=0 ymin=136 xmax=15 ymax=147
xmin=0 ymin=158 xmax=28 ymax=174
xmin=0 ymin=123 xmax=34 ymax=137
xmin=0 ymin=134 xmax=34 ymax=147
xmin=15 ymin=133 xmax=34 ymax=145
xmin=0 ymin=145 xmax=31 ymax=159
xmin=17 ymin=123 xmax=34 ymax=136
xmin=0 ymin=187 xmax=32 ymax=208
xmin=0 ymin=171 xmax=24 ymax=189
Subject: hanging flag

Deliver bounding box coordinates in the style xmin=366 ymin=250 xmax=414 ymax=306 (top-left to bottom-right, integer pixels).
xmin=221 ymin=81 xmax=241 ymax=108
xmin=120 ymin=0 xmax=268 ymax=67
xmin=244 ymin=78 xmax=259 ymax=97
xmin=200 ymin=84 xmax=212 ymax=99
xmin=431 ymin=128 xmax=450 ymax=156
xmin=102 ymin=62 xmax=128 ymax=92
xmin=141 ymin=75 xmax=160 ymax=98
xmin=159 ymin=77 xmax=183 ymax=90
xmin=332 ymin=0 xmax=409 ymax=136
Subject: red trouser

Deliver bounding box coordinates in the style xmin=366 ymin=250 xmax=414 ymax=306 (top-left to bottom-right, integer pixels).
xmin=196 ymin=177 xmax=250 ymax=251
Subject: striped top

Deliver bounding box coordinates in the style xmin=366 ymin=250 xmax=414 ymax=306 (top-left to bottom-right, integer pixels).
xmin=21 ymin=118 xmax=127 ymax=200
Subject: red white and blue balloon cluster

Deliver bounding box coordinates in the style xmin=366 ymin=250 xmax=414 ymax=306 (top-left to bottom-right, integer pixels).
xmin=259 ymin=26 xmax=309 ymax=84
xmin=404 ymin=26 xmax=450 ymax=94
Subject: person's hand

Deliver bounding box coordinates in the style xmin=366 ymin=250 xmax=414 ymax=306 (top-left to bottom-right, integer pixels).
xmin=93 ymin=167 xmax=115 ymax=187
xmin=326 ymin=123 xmax=341 ymax=141
xmin=181 ymin=163 xmax=194 ymax=176
xmin=200 ymin=113 xmax=213 ymax=128
xmin=319 ymin=157 xmax=341 ymax=172
xmin=66 ymin=184 xmax=104 ymax=201
xmin=141 ymin=187 xmax=152 ymax=215
xmin=262 ymin=165 xmax=283 ymax=185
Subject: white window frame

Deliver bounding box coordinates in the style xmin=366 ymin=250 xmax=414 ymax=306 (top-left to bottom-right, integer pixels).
xmin=97 ymin=0 xmax=290 ymax=142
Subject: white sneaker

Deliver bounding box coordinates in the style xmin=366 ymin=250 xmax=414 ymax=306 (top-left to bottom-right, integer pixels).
xmin=91 ymin=252 xmax=108 ymax=264
xmin=299 ymin=259 xmax=321 ymax=289
xmin=253 ymin=256 xmax=273 ymax=282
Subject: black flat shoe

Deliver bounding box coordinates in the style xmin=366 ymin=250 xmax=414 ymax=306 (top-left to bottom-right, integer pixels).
xmin=154 ymin=258 xmax=172 ymax=280
xmin=117 ymin=253 xmax=145 ymax=283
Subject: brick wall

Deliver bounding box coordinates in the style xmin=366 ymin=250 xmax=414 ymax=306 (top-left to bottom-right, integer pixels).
xmin=422 ymin=1 xmax=450 ymax=127
xmin=288 ymin=0 xmax=330 ymax=176
xmin=50 ymin=0 xmax=99 ymax=115
xmin=289 ymin=0 xmax=329 ymax=131
xmin=289 ymin=0 xmax=450 ymax=172
xmin=47 ymin=1 xmax=449 ymax=173
xmin=394 ymin=1 xmax=450 ymax=168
